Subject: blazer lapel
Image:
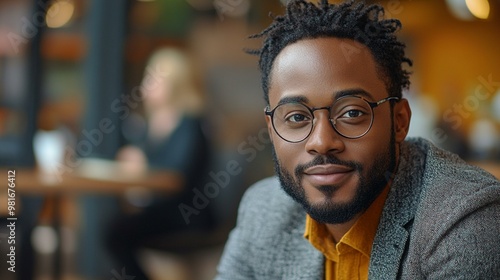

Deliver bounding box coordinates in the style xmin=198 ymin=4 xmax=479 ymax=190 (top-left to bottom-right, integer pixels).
xmin=369 ymin=141 xmax=426 ymax=279
xmin=369 ymin=223 xmax=410 ymax=279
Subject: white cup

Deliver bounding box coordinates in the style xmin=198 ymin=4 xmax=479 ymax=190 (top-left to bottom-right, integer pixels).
xmin=33 ymin=129 xmax=66 ymax=182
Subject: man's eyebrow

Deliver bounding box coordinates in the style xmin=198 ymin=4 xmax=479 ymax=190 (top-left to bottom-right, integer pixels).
xmin=274 ymin=89 xmax=374 ymax=107
xmin=276 ymin=95 xmax=309 ymax=106
xmin=334 ymin=89 xmax=374 ymax=100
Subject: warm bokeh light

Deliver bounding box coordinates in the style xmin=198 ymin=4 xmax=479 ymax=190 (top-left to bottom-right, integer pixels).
xmin=466 ymin=0 xmax=490 ymax=19
xmin=46 ymin=1 xmax=75 ymax=28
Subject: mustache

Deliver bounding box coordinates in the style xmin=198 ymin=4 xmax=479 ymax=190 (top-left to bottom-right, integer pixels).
xmin=294 ymin=155 xmax=363 ymax=179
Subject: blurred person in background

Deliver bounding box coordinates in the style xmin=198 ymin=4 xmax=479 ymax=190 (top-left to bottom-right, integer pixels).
xmin=104 ymin=47 xmax=215 ymax=279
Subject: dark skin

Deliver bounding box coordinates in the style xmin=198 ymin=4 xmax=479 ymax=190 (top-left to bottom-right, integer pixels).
xmin=266 ymin=37 xmax=412 ymax=242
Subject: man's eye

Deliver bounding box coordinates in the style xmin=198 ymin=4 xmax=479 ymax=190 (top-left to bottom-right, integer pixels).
xmin=285 ymin=113 xmax=310 ymax=123
xmin=340 ymin=110 xmax=364 ymax=118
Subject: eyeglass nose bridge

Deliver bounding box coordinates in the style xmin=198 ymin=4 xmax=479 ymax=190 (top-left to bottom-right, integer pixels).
xmin=310 ymin=106 xmax=332 ymax=113
xmin=308 ymin=105 xmax=341 ymax=138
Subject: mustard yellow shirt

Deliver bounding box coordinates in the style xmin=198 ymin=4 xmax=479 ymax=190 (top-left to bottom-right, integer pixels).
xmin=304 ymin=185 xmax=390 ymax=280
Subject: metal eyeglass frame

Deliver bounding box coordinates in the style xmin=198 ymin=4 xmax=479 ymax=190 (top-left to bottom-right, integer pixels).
xmin=265 ymin=96 xmax=400 ymax=143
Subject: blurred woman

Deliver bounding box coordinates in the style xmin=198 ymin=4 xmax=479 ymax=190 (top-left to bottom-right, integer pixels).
xmin=106 ymin=47 xmax=214 ymax=279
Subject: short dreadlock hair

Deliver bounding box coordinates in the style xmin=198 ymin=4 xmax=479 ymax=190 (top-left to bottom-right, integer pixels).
xmin=249 ymin=0 xmax=412 ymax=105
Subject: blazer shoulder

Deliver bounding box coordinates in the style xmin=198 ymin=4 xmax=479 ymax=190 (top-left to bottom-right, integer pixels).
xmin=236 ymin=176 xmax=306 ymax=232
xmin=217 ymin=177 xmax=323 ymax=280
xmin=420 ymin=141 xmax=500 ymax=207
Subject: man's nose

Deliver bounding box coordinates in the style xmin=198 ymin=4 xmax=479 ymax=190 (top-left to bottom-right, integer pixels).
xmin=304 ymin=112 xmax=345 ymax=155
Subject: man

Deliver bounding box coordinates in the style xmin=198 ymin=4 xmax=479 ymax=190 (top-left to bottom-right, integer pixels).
xmin=215 ymin=0 xmax=500 ymax=279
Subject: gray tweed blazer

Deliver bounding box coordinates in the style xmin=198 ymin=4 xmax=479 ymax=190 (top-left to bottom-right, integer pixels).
xmin=215 ymin=138 xmax=500 ymax=279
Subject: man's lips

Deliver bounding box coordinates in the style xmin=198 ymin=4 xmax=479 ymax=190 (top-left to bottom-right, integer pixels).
xmin=303 ymin=164 xmax=354 ymax=185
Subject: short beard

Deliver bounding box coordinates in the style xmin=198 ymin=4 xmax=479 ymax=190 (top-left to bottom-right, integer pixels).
xmin=272 ymin=130 xmax=396 ymax=224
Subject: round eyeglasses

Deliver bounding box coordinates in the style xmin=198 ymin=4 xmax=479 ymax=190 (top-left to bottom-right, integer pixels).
xmin=265 ymin=96 xmax=400 ymax=143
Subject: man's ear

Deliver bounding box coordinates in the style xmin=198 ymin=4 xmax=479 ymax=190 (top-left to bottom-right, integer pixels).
xmin=394 ymin=98 xmax=412 ymax=143
xmin=265 ymin=114 xmax=274 ymax=144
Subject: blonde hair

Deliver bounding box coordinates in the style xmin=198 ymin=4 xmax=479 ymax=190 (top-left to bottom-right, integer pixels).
xmin=144 ymin=47 xmax=204 ymax=115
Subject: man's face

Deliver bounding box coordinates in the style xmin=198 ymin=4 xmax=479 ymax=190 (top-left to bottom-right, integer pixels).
xmin=266 ymin=37 xmax=410 ymax=224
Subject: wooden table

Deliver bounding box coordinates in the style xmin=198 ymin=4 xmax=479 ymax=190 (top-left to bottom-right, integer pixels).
xmin=2 ymin=158 xmax=184 ymax=279
xmin=6 ymin=158 xmax=184 ymax=195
